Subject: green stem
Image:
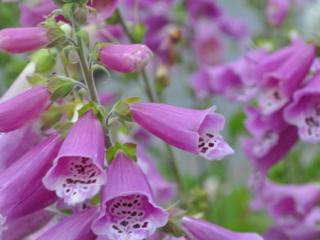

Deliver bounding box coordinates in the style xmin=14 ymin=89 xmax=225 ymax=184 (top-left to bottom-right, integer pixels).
xmin=116 ymin=8 xmax=185 ymax=195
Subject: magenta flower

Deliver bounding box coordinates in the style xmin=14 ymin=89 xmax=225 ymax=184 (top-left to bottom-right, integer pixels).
xmin=92 ymin=152 xmax=168 ymax=240
xmin=284 ymin=73 xmax=320 ymax=143
xmin=190 ymin=69 xmax=213 ymax=100
xmin=217 ymin=14 xmax=248 ymax=39
xmin=137 ymin=146 xmax=176 ymax=203
xmin=251 ymin=178 xmax=320 ymax=225
xmin=20 ymin=0 xmax=56 ymax=27
xmin=243 ymin=107 xmax=298 ymax=172
xmin=257 ymin=40 xmax=316 ymax=115
xmin=0 ymin=135 xmax=61 ymax=225
xmin=2 ymin=210 xmax=54 ymax=240
xmin=266 ymin=0 xmax=291 ymax=27
xmin=186 ymin=0 xmax=221 ymax=22
xmin=130 ymin=103 xmax=233 ymax=160
xmin=99 ymin=44 xmax=153 ymax=73
xmin=0 ymin=86 xmax=50 ymax=132
xmin=0 ymin=27 xmax=49 ymax=54
xmin=43 ymin=111 xmax=106 ymax=205
xmin=0 ymin=124 xmax=41 ymax=171
xmin=37 ymin=208 xmax=99 ymax=240
xmin=88 ymin=0 xmax=118 ymax=21
xmin=182 ymin=217 xmax=263 ymax=240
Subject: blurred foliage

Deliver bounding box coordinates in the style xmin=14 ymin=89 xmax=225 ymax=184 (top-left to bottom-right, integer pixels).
xmin=0 ymin=3 xmax=28 ymax=94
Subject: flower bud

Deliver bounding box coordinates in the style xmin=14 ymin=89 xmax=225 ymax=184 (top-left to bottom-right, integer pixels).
xmin=99 ymin=44 xmax=153 ymax=73
xmin=0 ymin=27 xmax=49 ymax=54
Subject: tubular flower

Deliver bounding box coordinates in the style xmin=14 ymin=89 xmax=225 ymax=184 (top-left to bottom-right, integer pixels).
xmin=92 ymin=152 xmax=168 ymax=240
xmin=0 ymin=135 xmax=61 ymax=226
xmin=284 ymin=73 xmax=320 ymax=143
xmin=242 ymin=107 xmax=298 ymax=172
xmin=0 ymin=27 xmax=49 ymax=54
xmin=99 ymin=43 xmax=153 ymax=73
xmin=182 ymin=216 xmax=263 ymax=240
xmin=129 ymin=103 xmax=234 ymax=160
xmin=0 ymin=86 xmax=50 ymax=132
xmin=37 ymin=208 xmax=99 ymax=240
xmin=266 ymin=0 xmax=291 ymax=27
xmin=257 ymin=40 xmax=316 ymax=115
xmin=43 ymin=111 xmax=107 ymax=206
xmin=0 ymin=124 xmax=41 ymax=171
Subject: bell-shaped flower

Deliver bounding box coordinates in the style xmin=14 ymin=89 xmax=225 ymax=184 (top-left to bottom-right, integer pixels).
xmin=37 ymin=208 xmax=99 ymax=240
xmin=182 ymin=216 xmax=263 ymax=240
xmin=99 ymin=44 xmax=153 ymax=73
xmin=2 ymin=210 xmax=54 ymax=240
xmin=129 ymin=103 xmax=233 ymax=160
xmin=0 ymin=27 xmax=49 ymax=54
xmin=0 ymin=135 xmax=61 ymax=225
xmin=0 ymin=124 xmax=41 ymax=171
xmin=257 ymin=40 xmax=316 ymax=115
xmin=284 ymin=73 xmax=320 ymax=143
xmin=243 ymin=107 xmax=298 ymax=172
xmin=92 ymin=152 xmax=168 ymax=240
xmin=20 ymin=0 xmax=57 ymax=27
xmin=250 ymin=177 xmax=320 ymax=226
xmin=43 ymin=111 xmax=107 ymax=206
xmin=266 ymin=0 xmax=291 ymax=27
xmin=137 ymin=146 xmax=176 ymax=203
xmin=0 ymin=86 xmax=50 ymax=132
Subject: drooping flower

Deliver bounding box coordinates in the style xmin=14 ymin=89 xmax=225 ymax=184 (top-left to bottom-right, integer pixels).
xmin=182 ymin=216 xmax=264 ymax=240
xmin=20 ymin=0 xmax=57 ymax=27
xmin=0 ymin=124 xmax=41 ymax=171
xmin=257 ymin=40 xmax=316 ymax=115
xmin=284 ymin=73 xmax=320 ymax=143
xmin=250 ymin=176 xmax=320 ymax=226
xmin=37 ymin=208 xmax=99 ymax=240
xmin=266 ymin=0 xmax=291 ymax=27
xmin=242 ymin=107 xmax=298 ymax=172
xmin=137 ymin=146 xmax=176 ymax=203
xmin=0 ymin=135 xmax=61 ymax=225
xmin=0 ymin=27 xmax=49 ymax=54
xmin=92 ymin=152 xmax=168 ymax=240
xmin=43 ymin=111 xmax=106 ymax=206
xmin=130 ymin=103 xmax=233 ymax=160
xmin=88 ymin=0 xmax=118 ymax=22
xmin=2 ymin=210 xmax=54 ymax=240
xmin=99 ymin=44 xmax=153 ymax=73
xmin=0 ymin=86 xmax=50 ymax=132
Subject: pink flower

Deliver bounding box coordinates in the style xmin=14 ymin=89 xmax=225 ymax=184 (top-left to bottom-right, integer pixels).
xmin=266 ymin=0 xmax=291 ymax=27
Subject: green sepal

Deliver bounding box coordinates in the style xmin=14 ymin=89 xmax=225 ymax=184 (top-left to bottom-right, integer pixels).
xmin=48 ymin=76 xmax=75 ymax=101
xmin=106 ymin=142 xmax=137 ymax=164
xmin=91 ymin=42 xmax=109 ymax=62
xmin=54 ymin=121 xmax=73 ymax=138
xmin=27 ymin=73 xmax=47 ymax=86
xmin=114 ymin=97 xmax=141 ymax=120
xmin=31 ymin=49 xmax=57 ymax=73
xmin=78 ymin=101 xmax=105 ymax=123
xmin=161 ymin=220 xmax=185 ymax=237
xmin=132 ymin=24 xmax=146 ymax=43
xmin=42 ymin=17 xmax=66 ymax=48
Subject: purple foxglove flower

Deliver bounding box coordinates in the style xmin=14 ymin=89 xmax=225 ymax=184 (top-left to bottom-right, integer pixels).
xmin=99 ymin=44 xmax=153 ymax=73
xmin=0 ymin=124 xmax=41 ymax=171
xmin=217 ymin=14 xmax=248 ymax=39
xmin=265 ymin=208 xmax=320 ymax=240
xmin=2 ymin=210 xmax=54 ymax=240
xmin=137 ymin=146 xmax=176 ymax=203
xmin=190 ymin=69 xmax=213 ymax=100
xmin=20 ymin=0 xmax=56 ymax=27
xmin=96 ymin=25 xmax=124 ymax=42
xmin=186 ymin=0 xmax=221 ymax=22
xmin=243 ymin=107 xmax=298 ymax=172
xmin=0 ymin=135 xmax=61 ymax=224
xmin=193 ymin=21 xmax=224 ymax=66
xmin=0 ymin=86 xmax=50 ymax=132
xmin=37 ymin=208 xmax=99 ymax=240
xmin=251 ymin=177 xmax=320 ymax=225
xmin=182 ymin=217 xmax=263 ymax=240
xmin=43 ymin=111 xmax=106 ymax=206
xmin=257 ymin=40 xmax=316 ymax=115
xmin=266 ymin=0 xmax=291 ymax=27
xmin=284 ymin=73 xmax=320 ymax=143
xmin=0 ymin=27 xmax=49 ymax=54
xmin=92 ymin=152 xmax=168 ymax=240
xmin=88 ymin=0 xmax=118 ymax=21
xmin=129 ymin=103 xmax=233 ymax=160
